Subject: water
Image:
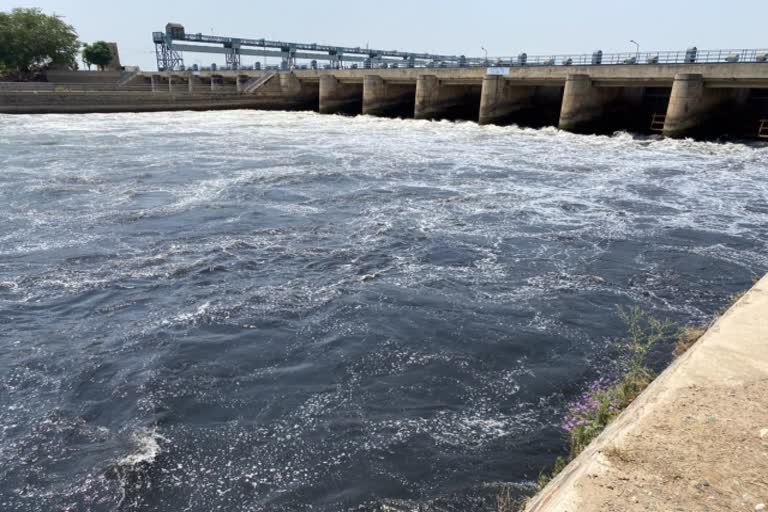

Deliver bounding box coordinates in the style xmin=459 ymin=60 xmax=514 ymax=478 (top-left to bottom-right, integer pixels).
xmin=1 ymin=111 xmax=766 ymax=512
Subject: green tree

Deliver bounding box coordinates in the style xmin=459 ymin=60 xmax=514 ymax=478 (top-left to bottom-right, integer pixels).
xmin=0 ymin=8 xmax=80 ymax=74
xmin=82 ymin=41 xmax=114 ymax=71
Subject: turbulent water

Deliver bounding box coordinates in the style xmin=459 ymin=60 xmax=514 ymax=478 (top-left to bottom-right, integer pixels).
xmin=1 ymin=111 xmax=766 ymax=512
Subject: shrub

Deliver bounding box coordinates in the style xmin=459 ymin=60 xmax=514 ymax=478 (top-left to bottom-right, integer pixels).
xmin=0 ymin=8 xmax=80 ymax=73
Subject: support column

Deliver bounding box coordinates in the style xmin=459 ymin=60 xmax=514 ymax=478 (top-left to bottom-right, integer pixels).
xmin=276 ymin=73 xmax=319 ymax=111
xmin=319 ymin=75 xmax=363 ymax=115
xmin=210 ymin=77 xmax=216 ymax=92
xmin=559 ymin=74 xmax=620 ymax=133
xmin=168 ymin=75 xmax=173 ymax=94
xmin=479 ymin=75 xmax=536 ymax=125
xmin=663 ymin=74 xmax=748 ymax=138
xmin=415 ymin=75 xmax=482 ymax=121
xmin=279 ymin=72 xmax=302 ymax=95
xmin=150 ymin=75 xmax=156 ymax=94
xmin=188 ymin=73 xmax=194 ymax=93
xmin=236 ymin=76 xmax=242 ymax=93
xmin=362 ymin=75 xmax=416 ymax=118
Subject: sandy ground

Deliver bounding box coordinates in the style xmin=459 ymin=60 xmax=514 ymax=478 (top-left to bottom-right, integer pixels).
xmin=568 ymin=381 xmax=768 ymax=511
xmin=526 ymin=276 xmax=768 ymax=512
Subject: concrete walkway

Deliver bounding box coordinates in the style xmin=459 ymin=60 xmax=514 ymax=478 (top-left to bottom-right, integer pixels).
xmin=526 ymin=275 xmax=768 ymax=512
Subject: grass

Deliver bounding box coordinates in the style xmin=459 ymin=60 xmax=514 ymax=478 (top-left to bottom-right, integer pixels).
xmin=496 ymin=485 xmax=526 ymax=512
xmin=674 ymin=326 xmax=707 ymax=358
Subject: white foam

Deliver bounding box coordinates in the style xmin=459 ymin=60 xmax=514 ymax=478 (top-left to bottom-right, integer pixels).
xmin=117 ymin=429 xmax=168 ymax=467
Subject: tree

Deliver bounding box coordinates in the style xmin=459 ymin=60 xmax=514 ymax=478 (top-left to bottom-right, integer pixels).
xmin=82 ymin=41 xmax=114 ymax=71
xmin=0 ymin=8 xmax=80 ymax=74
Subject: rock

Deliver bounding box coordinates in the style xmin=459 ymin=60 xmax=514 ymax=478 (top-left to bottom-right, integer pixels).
xmin=755 ymin=504 xmax=766 ymax=512
xmin=759 ymin=428 xmax=768 ymax=439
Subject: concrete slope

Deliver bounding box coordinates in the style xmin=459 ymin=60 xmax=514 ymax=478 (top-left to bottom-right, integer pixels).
xmin=526 ymin=275 xmax=768 ymax=512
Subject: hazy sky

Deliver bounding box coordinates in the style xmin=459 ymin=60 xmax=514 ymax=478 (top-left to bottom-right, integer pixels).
xmin=4 ymin=0 xmax=767 ymax=70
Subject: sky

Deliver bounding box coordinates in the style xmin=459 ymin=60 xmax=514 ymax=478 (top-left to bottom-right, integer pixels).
xmin=3 ymin=0 xmax=767 ymax=71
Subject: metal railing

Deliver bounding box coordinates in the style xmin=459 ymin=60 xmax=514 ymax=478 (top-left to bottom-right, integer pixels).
xmin=455 ymin=48 xmax=768 ymax=68
xmin=198 ymin=47 xmax=768 ymax=70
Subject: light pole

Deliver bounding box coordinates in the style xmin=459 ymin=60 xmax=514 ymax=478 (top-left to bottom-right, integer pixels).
xmin=630 ymin=40 xmax=640 ymax=61
xmin=481 ymin=46 xmax=488 ymax=65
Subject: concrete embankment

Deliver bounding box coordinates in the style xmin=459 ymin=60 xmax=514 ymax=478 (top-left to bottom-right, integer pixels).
xmin=0 ymin=91 xmax=314 ymax=114
xmin=526 ymin=275 xmax=768 ymax=512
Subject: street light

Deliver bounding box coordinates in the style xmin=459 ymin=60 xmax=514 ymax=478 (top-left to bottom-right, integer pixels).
xmin=630 ymin=40 xmax=640 ymax=61
xmin=481 ymin=46 xmax=488 ymax=65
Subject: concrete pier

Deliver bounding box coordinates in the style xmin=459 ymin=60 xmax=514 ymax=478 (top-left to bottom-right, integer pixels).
xmin=362 ymin=75 xmax=416 ymax=118
xmin=558 ymin=74 xmax=622 ymax=133
xmin=479 ymin=75 xmax=536 ymax=125
xmin=415 ymin=74 xmax=482 ymax=121
xmin=478 ymin=77 xmax=565 ymax=127
xmin=526 ymin=274 xmax=768 ymax=512
xmin=663 ymin=73 xmax=749 ymax=138
xmin=319 ymin=75 xmax=363 ymax=115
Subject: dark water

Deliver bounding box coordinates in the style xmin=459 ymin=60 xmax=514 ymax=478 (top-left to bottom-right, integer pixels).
xmin=1 ymin=111 xmax=766 ymax=512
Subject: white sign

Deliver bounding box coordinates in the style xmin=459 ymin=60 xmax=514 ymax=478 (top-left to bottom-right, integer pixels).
xmin=486 ymin=67 xmax=510 ymax=76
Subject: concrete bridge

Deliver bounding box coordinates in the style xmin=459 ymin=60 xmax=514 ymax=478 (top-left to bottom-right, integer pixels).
xmin=2 ymin=63 xmax=768 ymax=139
xmin=136 ymin=63 xmax=768 ymax=139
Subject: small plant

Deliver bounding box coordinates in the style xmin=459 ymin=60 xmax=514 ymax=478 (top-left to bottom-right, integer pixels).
xmin=536 ymin=456 xmax=568 ymax=490
xmin=560 ymin=307 xmax=675 ymax=459
xmin=534 ymin=307 xmax=679 ymax=489
xmin=617 ymin=305 xmax=675 ymax=370
xmin=496 ymin=484 xmax=528 ymax=512
xmin=674 ymin=326 xmax=707 ymax=358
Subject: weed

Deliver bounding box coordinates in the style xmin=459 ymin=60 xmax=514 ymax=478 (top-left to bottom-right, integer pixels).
xmin=496 ymin=484 xmax=528 ymax=512
xmin=536 ymin=456 xmax=567 ymax=490
xmin=674 ymin=326 xmax=707 ymax=358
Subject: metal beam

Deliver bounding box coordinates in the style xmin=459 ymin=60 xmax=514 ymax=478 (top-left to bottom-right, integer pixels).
xmin=169 ymin=43 xmax=434 ymax=67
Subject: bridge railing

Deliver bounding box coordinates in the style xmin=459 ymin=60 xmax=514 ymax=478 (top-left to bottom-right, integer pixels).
xmin=459 ymin=48 xmax=768 ymax=68
xmin=316 ymin=48 xmax=768 ymax=69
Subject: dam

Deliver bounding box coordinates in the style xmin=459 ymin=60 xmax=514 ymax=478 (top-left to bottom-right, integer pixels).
xmin=3 ymin=62 xmax=768 ymax=139
xmin=1 ymin=23 xmax=767 ymax=139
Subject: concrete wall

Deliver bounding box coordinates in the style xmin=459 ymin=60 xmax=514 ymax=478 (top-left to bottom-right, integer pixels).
xmin=0 ymin=90 xmax=316 ymax=114
xmin=46 ymin=70 xmax=126 ymax=84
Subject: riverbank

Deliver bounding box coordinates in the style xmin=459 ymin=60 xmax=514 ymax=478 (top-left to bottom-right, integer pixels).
xmin=525 ymin=274 xmax=768 ymax=512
